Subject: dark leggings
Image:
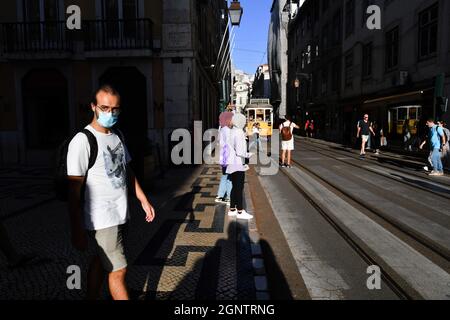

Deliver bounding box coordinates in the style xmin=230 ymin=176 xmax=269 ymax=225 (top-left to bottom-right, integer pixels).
xmin=230 ymin=171 xmax=245 ymax=210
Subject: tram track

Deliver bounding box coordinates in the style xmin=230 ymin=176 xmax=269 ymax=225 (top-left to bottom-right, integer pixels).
xmin=288 ymin=151 xmax=450 ymax=261
xmin=277 ymin=162 xmax=411 ymax=299
xmin=297 ymin=136 xmax=450 ymax=187
xmin=295 ymin=138 xmax=450 ymax=200
xmin=278 ymin=159 xmax=450 ymax=299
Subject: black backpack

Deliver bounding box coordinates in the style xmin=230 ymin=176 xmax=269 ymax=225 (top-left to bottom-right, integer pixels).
xmin=54 ymin=129 xmax=98 ymax=202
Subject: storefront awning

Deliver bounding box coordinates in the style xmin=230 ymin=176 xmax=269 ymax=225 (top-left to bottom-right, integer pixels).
xmin=363 ymin=88 xmax=433 ymax=105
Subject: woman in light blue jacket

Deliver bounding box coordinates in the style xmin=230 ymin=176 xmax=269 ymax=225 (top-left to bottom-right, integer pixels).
xmin=216 ymin=112 xmax=233 ymax=205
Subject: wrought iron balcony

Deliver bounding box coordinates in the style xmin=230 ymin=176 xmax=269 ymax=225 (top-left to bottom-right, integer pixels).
xmin=0 ymin=21 xmax=72 ymax=54
xmin=83 ymin=19 xmax=153 ymax=51
xmin=0 ymin=19 xmax=153 ymax=56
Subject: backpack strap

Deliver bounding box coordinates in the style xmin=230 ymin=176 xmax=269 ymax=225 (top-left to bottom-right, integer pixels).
xmin=80 ymin=129 xmax=98 ymax=171
xmin=113 ymin=128 xmax=125 ymax=144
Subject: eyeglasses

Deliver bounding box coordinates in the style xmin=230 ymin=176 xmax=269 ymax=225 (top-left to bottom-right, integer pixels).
xmin=96 ymin=105 xmax=121 ymax=115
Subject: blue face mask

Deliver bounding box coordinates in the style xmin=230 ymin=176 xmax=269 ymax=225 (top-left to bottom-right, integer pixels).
xmin=97 ymin=111 xmax=119 ymax=128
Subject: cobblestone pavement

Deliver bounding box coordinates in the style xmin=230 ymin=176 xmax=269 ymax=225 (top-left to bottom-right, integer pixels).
xmin=0 ymin=165 xmax=264 ymax=300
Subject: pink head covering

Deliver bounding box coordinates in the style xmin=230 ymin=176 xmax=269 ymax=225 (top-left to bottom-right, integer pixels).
xmin=219 ymin=112 xmax=233 ymax=128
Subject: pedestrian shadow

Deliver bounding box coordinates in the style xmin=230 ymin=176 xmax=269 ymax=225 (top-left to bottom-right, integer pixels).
xmin=257 ymin=239 xmax=294 ymax=300
xmin=128 ymin=179 xmax=207 ymax=300
xmin=153 ymin=220 xmax=257 ymax=300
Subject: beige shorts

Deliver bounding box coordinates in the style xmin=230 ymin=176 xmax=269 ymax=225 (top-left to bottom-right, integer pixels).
xmin=89 ymin=224 xmax=127 ymax=272
xmin=281 ymin=139 xmax=294 ymax=151
xmin=361 ymin=135 xmax=369 ymax=142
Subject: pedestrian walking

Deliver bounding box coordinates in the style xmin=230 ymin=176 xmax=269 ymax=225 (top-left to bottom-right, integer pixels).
xmin=66 ymin=85 xmax=156 ymax=300
xmin=215 ymin=112 xmax=233 ymax=205
xmin=226 ymin=113 xmax=253 ymax=220
xmin=438 ymin=121 xmax=450 ymax=169
xmin=371 ymin=121 xmax=381 ymax=155
xmin=403 ymin=119 xmax=412 ymax=151
xmin=419 ymin=118 xmax=446 ymax=176
xmin=249 ymin=122 xmax=263 ymax=152
xmin=356 ymin=114 xmax=376 ymax=158
xmin=305 ymin=119 xmax=314 ymax=138
xmin=280 ymin=115 xmax=300 ymax=168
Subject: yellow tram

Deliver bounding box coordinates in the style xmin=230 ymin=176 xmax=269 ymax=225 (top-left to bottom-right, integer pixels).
xmin=244 ymin=99 xmax=274 ymax=137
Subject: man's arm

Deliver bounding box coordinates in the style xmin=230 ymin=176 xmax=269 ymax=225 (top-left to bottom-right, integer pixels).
xmin=419 ymin=139 xmax=427 ymax=150
xmin=356 ymin=125 xmax=361 ymax=138
xmin=128 ymin=167 xmax=155 ymax=223
xmin=67 ymin=176 xmax=87 ymax=251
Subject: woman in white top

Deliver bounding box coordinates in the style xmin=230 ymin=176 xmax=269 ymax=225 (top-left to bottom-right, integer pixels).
xmin=226 ymin=113 xmax=253 ymax=220
xmin=216 ymin=112 xmax=233 ymax=204
xmin=279 ymin=115 xmax=300 ymax=168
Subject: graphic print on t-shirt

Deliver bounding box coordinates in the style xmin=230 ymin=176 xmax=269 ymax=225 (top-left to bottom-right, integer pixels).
xmin=103 ymin=142 xmax=127 ymax=189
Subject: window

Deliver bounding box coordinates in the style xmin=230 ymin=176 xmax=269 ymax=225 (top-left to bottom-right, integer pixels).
xmin=322 ymin=24 xmax=329 ymax=50
xmin=321 ymin=67 xmax=328 ymax=94
xmin=345 ymin=50 xmax=354 ymax=88
xmin=332 ymin=10 xmax=342 ymax=45
xmin=345 ymin=0 xmax=355 ymax=37
xmin=385 ymin=26 xmax=399 ymax=70
xmin=331 ymin=58 xmax=340 ymax=92
xmin=314 ymin=0 xmax=320 ymax=22
xmin=322 ymin=0 xmax=329 ymax=13
xmin=362 ymin=42 xmax=373 ymax=77
xmin=307 ymin=45 xmax=311 ymax=64
xmin=23 ymin=0 xmax=62 ymax=42
xmin=419 ymin=2 xmax=438 ymax=59
xmin=23 ymin=0 xmax=61 ymax=22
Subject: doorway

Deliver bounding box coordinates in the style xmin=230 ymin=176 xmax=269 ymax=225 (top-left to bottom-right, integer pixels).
xmin=99 ymin=67 xmax=148 ymax=180
xmin=22 ymin=69 xmax=69 ymax=163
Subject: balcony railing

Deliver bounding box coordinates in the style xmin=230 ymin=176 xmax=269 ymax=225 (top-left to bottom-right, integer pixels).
xmin=0 ymin=21 xmax=72 ymax=53
xmin=83 ymin=19 xmax=153 ymax=51
xmin=0 ymin=19 xmax=153 ymax=55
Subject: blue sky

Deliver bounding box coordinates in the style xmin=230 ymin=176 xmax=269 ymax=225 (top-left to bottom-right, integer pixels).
xmin=229 ymin=0 xmax=273 ymax=75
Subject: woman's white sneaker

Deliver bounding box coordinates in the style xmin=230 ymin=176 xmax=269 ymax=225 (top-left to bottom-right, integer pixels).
xmin=228 ymin=210 xmax=237 ymax=217
xmin=236 ymin=210 xmax=253 ymax=220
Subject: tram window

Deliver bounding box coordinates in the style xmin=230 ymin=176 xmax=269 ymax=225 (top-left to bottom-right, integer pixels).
xmin=265 ymin=110 xmax=271 ymax=123
xmin=256 ymin=110 xmax=264 ymax=121
xmin=409 ymin=108 xmax=417 ymax=120
xmin=398 ymin=108 xmax=407 ymax=120
xmin=249 ymin=110 xmax=255 ymax=121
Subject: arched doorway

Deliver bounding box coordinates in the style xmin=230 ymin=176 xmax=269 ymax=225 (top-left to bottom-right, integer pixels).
xmin=22 ymin=69 xmax=69 ymax=152
xmin=99 ymin=67 xmax=148 ymax=180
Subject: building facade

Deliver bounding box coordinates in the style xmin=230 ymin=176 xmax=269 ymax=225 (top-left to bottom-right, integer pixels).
xmin=268 ymin=0 xmax=291 ymax=119
xmin=0 ymin=0 xmax=228 ymax=175
xmin=288 ymin=0 xmax=450 ymax=145
xmin=252 ymin=64 xmax=271 ymax=99
xmin=231 ymin=69 xmax=252 ymax=112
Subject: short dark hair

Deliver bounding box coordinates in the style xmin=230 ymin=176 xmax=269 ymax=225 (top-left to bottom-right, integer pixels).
xmin=284 ymin=115 xmax=291 ymax=121
xmin=426 ymin=118 xmax=435 ymax=123
xmin=91 ymin=84 xmax=121 ymax=105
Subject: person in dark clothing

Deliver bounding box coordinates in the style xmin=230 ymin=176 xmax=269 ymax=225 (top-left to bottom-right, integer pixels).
xmin=357 ymin=114 xmax=376 ymax=157
xmin=371 ymin=121 xmax=381 ymax=155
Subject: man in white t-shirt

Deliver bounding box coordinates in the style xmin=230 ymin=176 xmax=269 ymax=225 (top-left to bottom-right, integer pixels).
xmin=279 ymin=115 xmax=300 ymax=168
xmin=67 ymin=85 xmax=155 ymax=300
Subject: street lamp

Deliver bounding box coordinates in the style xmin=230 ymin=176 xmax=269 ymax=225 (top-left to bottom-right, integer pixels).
xmin=229 ymin=0 xmax=243 ymax=26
